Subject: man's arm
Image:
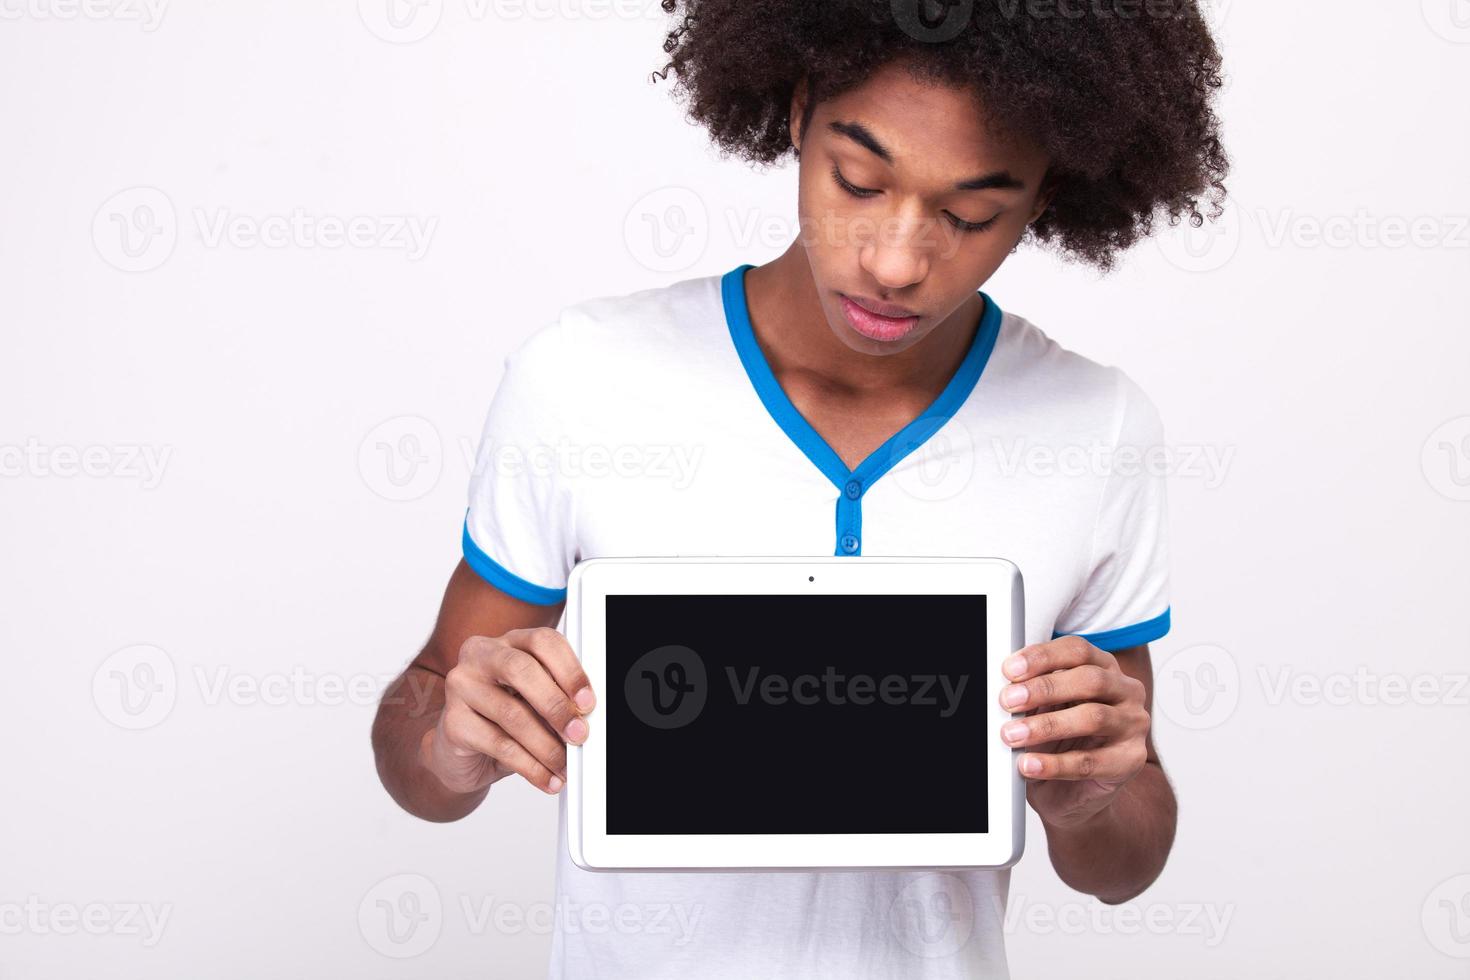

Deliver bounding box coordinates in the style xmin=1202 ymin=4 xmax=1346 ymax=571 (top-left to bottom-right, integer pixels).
xmin=1040 ymin=644 xmax=1176 ymax=903
xmin=371 ymin=559 xmax=573 ymax=823
xmin=999 ymin=641 xmax=1177 ymax=904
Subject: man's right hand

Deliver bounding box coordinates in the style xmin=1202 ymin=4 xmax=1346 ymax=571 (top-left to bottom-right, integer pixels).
xmin=420 ymin=626 xmax=596 ymax=796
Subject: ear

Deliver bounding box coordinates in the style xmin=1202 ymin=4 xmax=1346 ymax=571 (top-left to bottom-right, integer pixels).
xmin=789 ymin=76 xmax=809 ymax=157
xmin=1026 ymin=172 xmax=1057 ymax=225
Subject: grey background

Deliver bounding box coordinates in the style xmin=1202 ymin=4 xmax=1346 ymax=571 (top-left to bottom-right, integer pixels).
xmin=2 ymin=0 xmax=1467 ymax=976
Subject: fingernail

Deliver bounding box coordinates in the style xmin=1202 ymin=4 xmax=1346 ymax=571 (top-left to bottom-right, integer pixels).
xmin=574 ymin=687 xmax=595 ymax=711
xmin=564 ymin=717 xmax=588 ymax=743
xmin=1021 ymin=755 xmax=1042 ymax=776
xmin=1002 ymin=721 xmax=1028 ymax=743
xmin=1003 ymin=655 xmax=1027 ymax=679
xmin=1001 ymin=684 xmax=1028 ymax=708
xmin=547 ymin=775 xmax=563 ymax=793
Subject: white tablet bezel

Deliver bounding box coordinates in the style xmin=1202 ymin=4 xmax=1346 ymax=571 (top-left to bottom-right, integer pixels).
xmin=565 ymin=556 xmax=1026 ymax=872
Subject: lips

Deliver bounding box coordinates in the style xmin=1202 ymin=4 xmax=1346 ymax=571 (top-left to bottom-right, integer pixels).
xmin=839 ymin=294 xmax=920 ymax=342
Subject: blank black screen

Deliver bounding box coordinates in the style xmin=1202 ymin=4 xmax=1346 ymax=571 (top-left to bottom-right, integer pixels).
xmin=605 ymin=593 xmax=987 ymax=835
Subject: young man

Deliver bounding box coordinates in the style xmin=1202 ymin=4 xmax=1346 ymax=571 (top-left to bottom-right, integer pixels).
xmin=374 ymin=4 xmax=1226 ymax=975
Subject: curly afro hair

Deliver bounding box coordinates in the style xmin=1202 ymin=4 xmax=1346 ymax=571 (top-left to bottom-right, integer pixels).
xmin=653 ymin=0 xmax=1228 ymax=269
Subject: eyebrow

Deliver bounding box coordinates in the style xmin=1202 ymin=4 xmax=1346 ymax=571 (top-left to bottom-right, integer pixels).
xmin=827 ymin=119 xmax=1026 ymax=191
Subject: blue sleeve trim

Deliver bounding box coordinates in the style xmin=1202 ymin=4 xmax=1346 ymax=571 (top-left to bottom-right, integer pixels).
xmin=1053 ymin=607 xmax=1171 ymax=651
xmin=461 ymin=516 xmax=567 ymax=606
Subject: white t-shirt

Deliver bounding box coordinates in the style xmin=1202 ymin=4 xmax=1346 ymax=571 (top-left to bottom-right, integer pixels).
xmin=462 ymin=263 xmax=1172 ymax=979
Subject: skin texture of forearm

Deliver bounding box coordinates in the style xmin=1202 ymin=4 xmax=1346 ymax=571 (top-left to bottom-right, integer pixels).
xmin=371 ymin=664 xmax=493 ymax=823
xmin=1042 ymin=760 xmax=1177 ymax=904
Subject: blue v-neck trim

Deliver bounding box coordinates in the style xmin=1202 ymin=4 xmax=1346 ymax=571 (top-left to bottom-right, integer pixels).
xmin=721 ymin=262 xmax=1003 ymax=495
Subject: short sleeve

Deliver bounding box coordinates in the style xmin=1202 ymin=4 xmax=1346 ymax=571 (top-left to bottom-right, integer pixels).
xmin=1051 ymin=368 xmax=1172 ymax=651
xmin=461 ymin=319 xmax=578 ymax=606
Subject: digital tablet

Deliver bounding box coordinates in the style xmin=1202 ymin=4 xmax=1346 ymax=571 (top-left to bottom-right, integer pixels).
xmin=564 ymin=556 xmax=1026 ymax=872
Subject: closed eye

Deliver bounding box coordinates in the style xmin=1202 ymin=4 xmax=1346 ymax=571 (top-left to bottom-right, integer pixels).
xmin=831 ymin=164 xmax=878 ymax=199
xmin=830 ymin=164 xmax=1000 ymax=234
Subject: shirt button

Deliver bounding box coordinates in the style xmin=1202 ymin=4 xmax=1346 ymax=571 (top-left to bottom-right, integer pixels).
xmin=843 ymin=479 xmax=862 ymax=500
xmin=840 ymin=533 xmax=860 ymax=553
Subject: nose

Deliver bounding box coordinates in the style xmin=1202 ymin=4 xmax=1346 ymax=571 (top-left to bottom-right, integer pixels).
xmin=857 ymin=206 xmax=932 ymax=291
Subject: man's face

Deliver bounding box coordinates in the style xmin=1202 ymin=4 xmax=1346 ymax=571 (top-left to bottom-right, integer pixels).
xmin=792 ymin=61 xmax=1052 ymax=356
